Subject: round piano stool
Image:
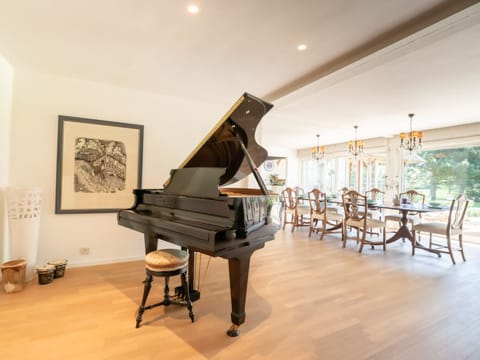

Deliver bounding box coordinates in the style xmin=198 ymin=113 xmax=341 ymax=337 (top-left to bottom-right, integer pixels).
xmin=136 ymin=249 xmax=195 ymax=328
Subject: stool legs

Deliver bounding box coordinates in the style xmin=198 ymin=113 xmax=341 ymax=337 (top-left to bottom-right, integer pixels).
xmin=136 ymin=269 xmax=195 ymax=328
xmin=163 ymin=276 xmax=170 ymax=305
xmin=181 ymin=272 xmax=195 ymax=322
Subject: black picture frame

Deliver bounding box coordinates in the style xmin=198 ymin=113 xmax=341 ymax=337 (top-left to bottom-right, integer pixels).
xmin=55 ymin=115 xmax=144 ymax=214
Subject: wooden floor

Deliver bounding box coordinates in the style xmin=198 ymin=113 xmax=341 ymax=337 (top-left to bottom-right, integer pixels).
xmin=1 ymin=229 xmax=480 ymax=360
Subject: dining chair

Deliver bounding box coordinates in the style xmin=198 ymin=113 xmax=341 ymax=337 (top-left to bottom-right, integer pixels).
xmin=342 ymin=190 xmax=386 ymax=252
xmin=308 ymin=189 xmax=344 ymax=240
xmin=281 ymin=187 xmax=310 ymax=232
xmin=293 ymin=186 xmax=305 ymax=197
xmin=365 ymin=188 xmax=385 ymax=202
xmin=365 ymin=187 xmax=385 ymax=220
xmin=293 ymin=186 xmax=306 ymax=205
xmin=385 ymin=189 xmax=425 ymax=228
xmin=412 ymin=194 xmax=469 ymax=264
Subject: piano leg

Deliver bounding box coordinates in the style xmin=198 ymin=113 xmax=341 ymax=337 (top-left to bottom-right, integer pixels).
xmin=144 ymin=232 xmax=158 ymax=254
xmin=186 ymin=249 xmax=200 ymax=302
xmin=226 ymin=248 xmax=257 ymax=337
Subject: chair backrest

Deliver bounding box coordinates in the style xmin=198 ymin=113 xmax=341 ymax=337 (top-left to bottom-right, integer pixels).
xmin=282 ymin=187 xmax=298 ymax=210
xmin=365 ymin=188 xmax=385 ymax=202
xmin=399 ymin=190 xmax=425 ymax=215
xmin=400 ymin=190 xmax=425 ymax=204
xmin=293 ymin=186 xmax=305 ymax=197
xmin=448 ymin=194 xmax=469 ymax=233
xmin=308 ymin=188 xmax=326 ymax=217
xmin=342 ymin=190 xmax=367 ymax=222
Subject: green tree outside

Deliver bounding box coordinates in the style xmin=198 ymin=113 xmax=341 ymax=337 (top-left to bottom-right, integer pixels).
xmin=405 ymin=146 xmax=480 ymax=204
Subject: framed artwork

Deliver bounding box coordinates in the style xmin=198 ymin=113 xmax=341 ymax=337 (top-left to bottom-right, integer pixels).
xmin=55 ymin=115 xmax=144 ymax=214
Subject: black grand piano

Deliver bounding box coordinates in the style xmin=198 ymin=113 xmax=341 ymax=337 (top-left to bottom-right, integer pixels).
xmin=118 ymin=93 xmax=279 ymax=336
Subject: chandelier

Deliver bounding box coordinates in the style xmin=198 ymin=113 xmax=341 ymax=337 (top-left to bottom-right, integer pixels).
xmin=311 ymin=134 xmax=325 ymax=160
xmin=348 ymin=125 xmax=364 ymax=157
xmin=400 ymin=113 xmax=423 ymax=152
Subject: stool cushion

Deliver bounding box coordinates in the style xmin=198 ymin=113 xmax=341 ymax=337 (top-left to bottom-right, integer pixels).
xmin=145 ymin=249 xmax=189 ymax=272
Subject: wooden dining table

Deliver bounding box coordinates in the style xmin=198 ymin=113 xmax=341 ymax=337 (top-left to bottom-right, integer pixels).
xmin=328 ymin=199 xmax=449 ymax=254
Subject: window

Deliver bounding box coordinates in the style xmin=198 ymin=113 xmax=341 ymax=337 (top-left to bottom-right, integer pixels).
xmin=404 ymin=146 xmax=480 ymax=244
xmin=404 ymin=147 xmax=480 ymax=202
xmin=301 ymin=154 xmax=385 ymax=194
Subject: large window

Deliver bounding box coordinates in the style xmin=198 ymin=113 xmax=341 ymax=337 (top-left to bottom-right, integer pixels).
xmin=404 ymin=146 xmax=480 ymax=203
xmin=301 ymin=155 xmax=386 ymax=194
xmin=348 ymin=156 xmax=386 ymax=192
xmin=404 ymin=146 xmax=480 ymax=244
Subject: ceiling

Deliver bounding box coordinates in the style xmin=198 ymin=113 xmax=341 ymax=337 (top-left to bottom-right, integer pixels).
xmin=1 ymin=0 xmax=479 ymax=150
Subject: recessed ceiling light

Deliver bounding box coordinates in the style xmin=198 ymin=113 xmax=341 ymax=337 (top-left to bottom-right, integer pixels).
xmin=297 ymin=44 xmax=307 ymax=51
xmin=187 ymin=4 xmax=200 ymax=14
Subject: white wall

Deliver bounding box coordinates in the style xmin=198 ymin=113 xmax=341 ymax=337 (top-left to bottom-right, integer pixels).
xmin=0 ymin=54 xmax=13 ymax=263
xmin=267 ymin=146 xmax=299 ymax=186
xmin=9 ymin=68 xmax=229 ymax=267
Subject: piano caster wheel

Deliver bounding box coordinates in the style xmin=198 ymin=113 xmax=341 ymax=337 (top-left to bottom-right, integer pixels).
xmin=227 ymin=324 xmax=240 ymax=337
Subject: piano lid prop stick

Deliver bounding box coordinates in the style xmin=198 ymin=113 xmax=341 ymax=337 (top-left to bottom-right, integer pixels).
xmin=231 ymin=124 xmax=269 ymax=195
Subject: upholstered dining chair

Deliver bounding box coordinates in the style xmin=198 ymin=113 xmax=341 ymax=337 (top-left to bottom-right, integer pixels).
xmin=342 ymin=190 xmax=386 ymax=253
xmin=385 ymin=189 xmax=425 ymax=228
xmin=282 ymin=187 xmax=310 ymax=232
xmin=308 ymin=188 xmax=344 ymax=240
xmin=412 ymin=194 xmax=469 ymax=264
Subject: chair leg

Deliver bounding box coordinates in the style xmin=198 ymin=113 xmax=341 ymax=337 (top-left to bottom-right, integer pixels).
xmin=358 ymin=228 xmax=366 ymax=253
xmin=446 ymin=236 xmax=456 ymax=265
xmin=320 ymin=221 xmax=327 ymax=240
xmin=309 ymin=218 xmax=318 ymax=237
xmin=383 ymin=228 xmax=386 ymax=251
xmin=459 ymin=234 xmax=466 ymax=262
xmin=136 ymin=274 xmax=153 ymax=328
xmin=412 ymin=230 xmax=416 ymax=256
xmin=342 ymin=223 xmax=347 ymax=248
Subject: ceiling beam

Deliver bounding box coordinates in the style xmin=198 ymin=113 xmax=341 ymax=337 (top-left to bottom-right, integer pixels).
xmin=264 ymin=0 xmax=480 ymax=102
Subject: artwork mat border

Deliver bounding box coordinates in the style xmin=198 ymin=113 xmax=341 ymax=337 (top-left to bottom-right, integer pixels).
xmin=55 ymin=115 xmax=144 ymax=214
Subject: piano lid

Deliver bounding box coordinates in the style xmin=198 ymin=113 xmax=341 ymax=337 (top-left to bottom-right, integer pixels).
xmin=178 ymin=93 xmax=273 ymax=186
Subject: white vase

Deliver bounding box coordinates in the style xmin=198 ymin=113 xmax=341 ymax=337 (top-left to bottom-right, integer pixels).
xmin=6 ymin=187 xmax=42 ymax=281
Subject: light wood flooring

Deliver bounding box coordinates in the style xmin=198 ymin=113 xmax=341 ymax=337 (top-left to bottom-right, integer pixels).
xmin=1 ymin=229 xmax=480 ymax=360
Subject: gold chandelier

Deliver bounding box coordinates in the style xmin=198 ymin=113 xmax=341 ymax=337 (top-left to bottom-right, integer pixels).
xmin=348 ymin=125 xmax=364 ymax=157
xmin=400 ymin=113 xmax=423 ymax=152
xmin=311 ymin=134 xmax=325 ymax=160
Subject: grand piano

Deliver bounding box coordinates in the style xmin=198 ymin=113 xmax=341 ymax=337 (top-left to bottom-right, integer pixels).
xmin=118 ymin=93 xmax=279 ymax=336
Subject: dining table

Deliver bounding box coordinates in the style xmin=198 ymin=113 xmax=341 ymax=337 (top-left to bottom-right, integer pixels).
xmin=327 ymin=199 xmax=449 ymax=254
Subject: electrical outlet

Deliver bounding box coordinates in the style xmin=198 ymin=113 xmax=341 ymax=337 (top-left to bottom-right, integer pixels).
xmin=80 ymin=247 xmax=90 ymax=255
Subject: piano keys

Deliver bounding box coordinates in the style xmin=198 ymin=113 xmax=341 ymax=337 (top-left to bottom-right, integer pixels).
xmin=118 ymin=93 xmax=278 ymax=336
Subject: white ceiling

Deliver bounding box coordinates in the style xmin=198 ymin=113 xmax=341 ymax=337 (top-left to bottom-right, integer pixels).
xmin=1 ymin=0 xmax=479 ymax=150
